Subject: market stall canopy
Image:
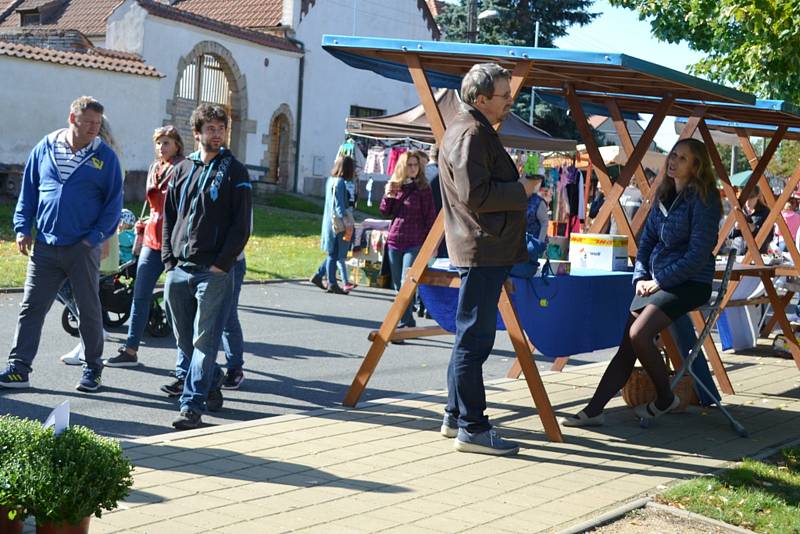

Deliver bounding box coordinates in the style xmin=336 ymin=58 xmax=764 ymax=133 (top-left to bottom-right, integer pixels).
xmin=543 ymin=145 xmax=665 ymax=172
xmin=586 ymin=144 xmax=666 ymax=172
xmin=346 ymin=89 xmax=576 ymax=151
xmin=537 ymin=90 xmax=800 ymax=132
xmin=730 ymin=170 xmax=752 ymax=187
xmin=675 ymin=115 xmax=800 ymax=144
xmin=321 ymin=35 xmax=754 ymax=105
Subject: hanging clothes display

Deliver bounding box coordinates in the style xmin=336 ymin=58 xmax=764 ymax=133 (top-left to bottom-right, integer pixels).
xmin=364 ymin=146 xmax=386 ymax=174
xmin=386 ymin=147 xmax=408 ymax=176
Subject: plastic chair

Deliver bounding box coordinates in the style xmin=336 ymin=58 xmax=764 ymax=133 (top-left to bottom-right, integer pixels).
xmin=640 ymin=249 xmax=748 ymax=437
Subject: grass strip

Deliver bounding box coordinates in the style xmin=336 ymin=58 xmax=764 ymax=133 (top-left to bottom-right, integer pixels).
xmin=660 ymin=447 xmax=800 ymax=534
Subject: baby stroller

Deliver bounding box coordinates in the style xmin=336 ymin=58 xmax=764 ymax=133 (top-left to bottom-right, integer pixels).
xmin=58 ymin=216 xmax=171 ymax=338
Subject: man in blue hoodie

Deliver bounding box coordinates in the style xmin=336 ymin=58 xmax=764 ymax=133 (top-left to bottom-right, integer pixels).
xmin=0 ymin=96 xmax=123 ymax=392
xmin=162 ymin=104 xmax=252 ymax=430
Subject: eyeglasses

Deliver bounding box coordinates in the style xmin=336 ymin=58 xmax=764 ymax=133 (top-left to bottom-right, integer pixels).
xmin=491 ymin=92 xmax=513 ymax=100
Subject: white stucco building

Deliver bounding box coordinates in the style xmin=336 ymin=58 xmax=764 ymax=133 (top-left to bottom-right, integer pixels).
xmin=0 ymin=0 xmax=441 ymax=197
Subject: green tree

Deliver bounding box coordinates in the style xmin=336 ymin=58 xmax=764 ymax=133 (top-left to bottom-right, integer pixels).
xmin=716 ymin=143 xmax=751 ymax=175
xmin=769 ymin=141 xmax=800 ymax=178
xmin=436 ymin=1 xmax=601 ymax=142
xmin=608 ymin=0 xmax=800 ymax=101
xmin=436 ymin=0 xmax=597 ymax=48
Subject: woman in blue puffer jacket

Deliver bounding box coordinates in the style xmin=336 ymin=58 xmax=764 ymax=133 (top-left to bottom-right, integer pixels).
xmin=562 ymin=138 xmax=722 ymax=427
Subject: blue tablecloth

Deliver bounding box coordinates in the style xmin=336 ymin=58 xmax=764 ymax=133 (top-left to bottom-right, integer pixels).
xmin=419 ymin=269 xmax=634 ymax=359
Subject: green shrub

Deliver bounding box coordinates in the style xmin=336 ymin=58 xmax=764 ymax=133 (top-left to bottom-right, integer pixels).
xmin=0 ymin=415 xmax=45 ymax=521
xmin=3 ymin=422 xmax=134 ymax=526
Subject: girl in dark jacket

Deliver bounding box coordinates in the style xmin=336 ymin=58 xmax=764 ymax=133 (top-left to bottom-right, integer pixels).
xmin=562 ymin=138 xmax=722 ymax=426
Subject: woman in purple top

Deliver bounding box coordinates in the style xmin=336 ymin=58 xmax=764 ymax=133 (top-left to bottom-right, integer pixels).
xmin=380 ymin=150 xmax=437 ymax=329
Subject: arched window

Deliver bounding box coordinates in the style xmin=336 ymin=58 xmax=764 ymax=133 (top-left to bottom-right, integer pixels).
xmin=175 ymin=54 xmax=233 ymax=149
xmin=268 ymin=114 xmax=291 ymax=184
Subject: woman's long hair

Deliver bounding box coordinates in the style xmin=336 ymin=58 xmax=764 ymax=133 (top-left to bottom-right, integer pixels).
xmin=330 ymin=156 xmax=355 ymax=181
xmin=388 ymin=150 xmax=429 ymax=190
xmin=656 ymin=138 xmax=718 ymax=206
xmin=99 ymin=115 xmax=122 ymax=160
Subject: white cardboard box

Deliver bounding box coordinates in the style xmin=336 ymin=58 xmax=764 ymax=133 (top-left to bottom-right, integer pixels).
xmin=568 ymin=233 xmax=629 ymax=271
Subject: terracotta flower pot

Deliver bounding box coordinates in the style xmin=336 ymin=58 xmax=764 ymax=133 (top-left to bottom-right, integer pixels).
xmin=35 ymin=516 xmax=91 ymax=534
xmin=0 ymin=506 xmax=24 ymax=534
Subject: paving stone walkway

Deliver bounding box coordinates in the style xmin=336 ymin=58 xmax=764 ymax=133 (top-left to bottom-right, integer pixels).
xmin=24 ymin=353 xmax=800 ymax=533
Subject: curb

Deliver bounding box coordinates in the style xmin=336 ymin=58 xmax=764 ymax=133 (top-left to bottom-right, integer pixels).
xmin=555 ymin=497 xmax=651 ymax=534
xmin=644 ymin=502 xmax=759 ymax=534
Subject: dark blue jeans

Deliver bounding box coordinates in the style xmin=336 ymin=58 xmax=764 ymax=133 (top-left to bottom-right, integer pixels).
xmin=387 ymin=246 xmax=420 ymax=328
xmin=221 ymin=257 xmax=246 ymax=370
xmin=165 ymin=266 xmax=233 ymax=413
xmin=316 ymin=232 xmax=347 ymax=286
xmin=125 ymin=246 xmax=164 ymax=351
xmin=445 ymin=265 xmax=509 ymax=434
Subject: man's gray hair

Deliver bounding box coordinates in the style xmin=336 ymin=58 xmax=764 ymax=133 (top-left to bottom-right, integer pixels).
xmin=70 ymin=96 xmax=104 ymax=116
xmin=461 ymin=63 xmax=511 ymax=105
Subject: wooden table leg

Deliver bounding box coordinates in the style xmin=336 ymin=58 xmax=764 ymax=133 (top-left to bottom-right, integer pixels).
xmin=659 ymin=329 xmax=683 ymax=371
xmin=760 ymin=291 xmax=794 ymax=337
xmin=506 ymin=358 xmax=523 ymax=379
xmin=506 ymin=338 xmax=540 ymax=378
xmin=760 ymin=274 xmax=800 ymax=369
xmin=689 ymin=310 xmax=735 ymax=395
xmin=498 ymin=285 xmax=563 ymax=442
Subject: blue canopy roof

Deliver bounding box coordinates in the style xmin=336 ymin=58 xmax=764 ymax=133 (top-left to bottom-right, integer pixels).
xmin=673 ymin=102 xmax=800 ymax=140
xmin=321 ymin=35 xmax=755 ymax=105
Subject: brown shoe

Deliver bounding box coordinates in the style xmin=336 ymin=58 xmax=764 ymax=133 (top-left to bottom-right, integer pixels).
xmin=327 ymin=284 xmax=349 ymax=295
xmin=309 ymin=273 xmax=326 ymax=290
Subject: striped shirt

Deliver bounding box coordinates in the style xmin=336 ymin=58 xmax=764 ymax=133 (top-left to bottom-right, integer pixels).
xmin=53 ymin=130 xmax=97 ymax=181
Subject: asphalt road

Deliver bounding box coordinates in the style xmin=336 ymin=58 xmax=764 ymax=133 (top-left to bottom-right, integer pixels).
xmin=0 ymin=281 xmax=613 ymax=440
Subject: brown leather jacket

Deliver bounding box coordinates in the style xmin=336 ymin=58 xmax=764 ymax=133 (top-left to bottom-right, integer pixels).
xmin=438 ymin=106 xmax=528 ymax=267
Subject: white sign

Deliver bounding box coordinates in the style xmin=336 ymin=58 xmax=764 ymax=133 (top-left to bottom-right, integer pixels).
xmin=43 ymin=400 xmax=70 ymax=436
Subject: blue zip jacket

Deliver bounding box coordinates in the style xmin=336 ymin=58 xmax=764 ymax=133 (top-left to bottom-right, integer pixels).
xmin=13 ymin=130 xmax=123 ymax=247
xmin=633 ymin=187 xmax=721 ymax=289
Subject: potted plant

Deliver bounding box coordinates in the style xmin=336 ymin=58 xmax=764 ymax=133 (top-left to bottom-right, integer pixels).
xmin=25 ymin=425 xmax=134 ymax=534
xmin=0 ymin=415 xmax=43 ymax=534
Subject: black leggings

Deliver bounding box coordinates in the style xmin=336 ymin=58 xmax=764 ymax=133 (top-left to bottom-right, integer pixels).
xmin=584 ymin=304 xmax=675 ymax=416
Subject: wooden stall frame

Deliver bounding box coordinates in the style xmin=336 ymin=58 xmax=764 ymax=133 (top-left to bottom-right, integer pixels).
xmin=342 ymin=54 xmax=564 ymax=443
xmin=581 ymin=91 xmax=674 ymax=255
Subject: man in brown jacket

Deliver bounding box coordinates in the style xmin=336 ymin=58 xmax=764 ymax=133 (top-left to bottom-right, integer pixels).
xmin=438 ymin=63 xmax=539 ymax=455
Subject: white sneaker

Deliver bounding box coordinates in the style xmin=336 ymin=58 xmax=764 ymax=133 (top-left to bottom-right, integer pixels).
xmin=59 ymin=344 xmax=84 ymax=366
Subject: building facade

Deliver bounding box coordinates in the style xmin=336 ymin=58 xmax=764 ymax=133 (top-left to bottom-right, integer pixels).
xmin=0 ymin=0 xmax=441 ymax=198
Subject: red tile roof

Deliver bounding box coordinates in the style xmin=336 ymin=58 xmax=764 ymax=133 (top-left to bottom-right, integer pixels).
xmin=0 ymin=39 xmax=163 ymax=76
xmin=16 ymin=0 xmax=60 ymax=10
xmin=0 ymin=0 xmax=437 ymax=44
xmin=171 ymin=0 xmax=284 ymax=29
xmin=137 ymin=0 xmax=299 ymax=53
xmin=0 ymin=0 xmax=119 ymax=35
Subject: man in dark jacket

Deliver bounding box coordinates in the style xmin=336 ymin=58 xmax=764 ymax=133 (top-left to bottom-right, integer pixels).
xmin=162 ymin=104 xmax=252 ymax=430
xmin=438 ymin=63 xmax=538 ymax=455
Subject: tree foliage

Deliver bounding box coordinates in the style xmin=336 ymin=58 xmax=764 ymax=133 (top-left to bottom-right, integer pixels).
xmin=608 ymin=1 xmax=800 ymax=101
xmin=769 ymin=141 xmax=800 ymax=179
xmin=435 ymin=1 xmax=601 ymax=143
xmin=436 ymin=0 xmax=597 ymax=47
